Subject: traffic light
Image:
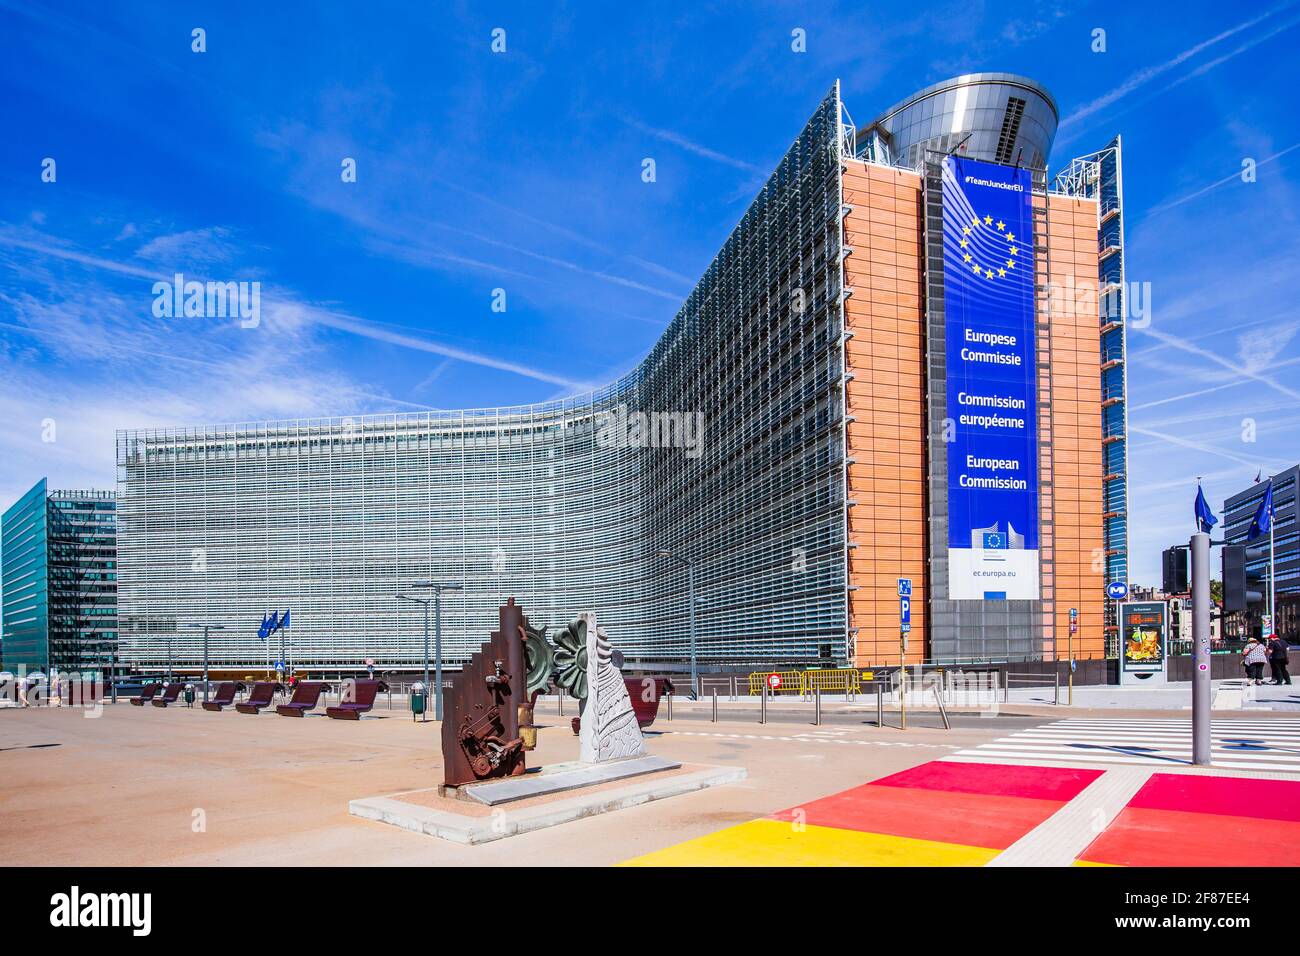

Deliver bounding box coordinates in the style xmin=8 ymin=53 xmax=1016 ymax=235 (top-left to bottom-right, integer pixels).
xmin=1162 ymin=546 xmax=1188 ymax=594
xmin=1221 ymin=545 xmax=1265 ymax=613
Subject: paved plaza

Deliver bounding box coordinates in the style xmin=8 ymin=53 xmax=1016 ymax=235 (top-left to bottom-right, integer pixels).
xmin=2 ymin=698 xmax=1297 ymax=866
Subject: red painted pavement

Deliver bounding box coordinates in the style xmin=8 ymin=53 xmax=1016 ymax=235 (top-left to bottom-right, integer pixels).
xmin=1079 ymin=806 xmax=1300 ymax=867
xmin=1126 ymin=773 xmax=1300 ymax=823
xmin=870 ymin=760 xmax=1103 ymax=802
xmin=772 ymin=783 xmax=1065 ymax=850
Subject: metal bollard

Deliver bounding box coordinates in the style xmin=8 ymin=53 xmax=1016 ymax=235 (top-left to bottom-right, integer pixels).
xmin=666 ymin=692 xmax=673 ymax=721
xmin=1054 ymin=671 xmax=1060 ymax=706
xmin=876 ymin=683 xmax=884 ymax=727
xmin=760 ymin=682 xmax=767 ymax=725
xmin=712 ymin=687 xmax=718 ymax=723
xmin=559 ymin=691 xmax=564 ymax=716
xmin=814 ymin=688 xmax=821 ymax=726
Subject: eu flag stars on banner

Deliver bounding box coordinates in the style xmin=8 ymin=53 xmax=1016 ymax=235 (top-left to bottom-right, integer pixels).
xmin=1194 ymin=484 xmax=1218 ymax=534
xmin=958 ymin=214 xmax=1020 ymax=280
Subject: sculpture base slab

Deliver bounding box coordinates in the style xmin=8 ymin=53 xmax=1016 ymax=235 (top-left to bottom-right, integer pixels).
xmin=448 ymin=754 xmax=681 ymax=806
xmin=349 ymin=762 xmax=745 ymax=845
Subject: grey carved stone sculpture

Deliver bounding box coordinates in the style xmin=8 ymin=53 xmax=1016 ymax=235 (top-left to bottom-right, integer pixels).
xmin=576 ymin=612 xmax=647 ymax=763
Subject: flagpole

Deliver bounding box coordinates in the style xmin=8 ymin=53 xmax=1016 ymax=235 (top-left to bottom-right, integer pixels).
xmin=1269 ymin=509 xmax=1276 ymax=633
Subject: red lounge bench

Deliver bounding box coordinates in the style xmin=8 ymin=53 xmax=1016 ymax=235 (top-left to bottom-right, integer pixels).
xmin=235 ymin=681 xmax=282 ymax=714
xmin=325 ymin=680 xmax=388 ymax=720
xmin=151 ymin=683 xmax=185 ymax=707
xmin=275 ymin=681 xmax=327 ymax=717
xmin=201 ymin=682 xmax=244 ymax=712
xmin=570 ymin=676 xmax=674 ymax=734
xmin=129 ymin=685 xmax=161 ymax=706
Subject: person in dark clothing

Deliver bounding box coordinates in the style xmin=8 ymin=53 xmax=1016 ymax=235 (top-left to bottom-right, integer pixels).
xmin=1267 ymin=634 xmax=1291 ymax=685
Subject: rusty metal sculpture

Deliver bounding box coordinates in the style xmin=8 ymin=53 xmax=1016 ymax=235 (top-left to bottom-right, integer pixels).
xmin=440 ymin=598 xmax=528 ymax=787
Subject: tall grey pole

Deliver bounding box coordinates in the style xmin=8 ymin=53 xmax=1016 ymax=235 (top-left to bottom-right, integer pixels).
xmin=687 ymin=562 xmax=699 ymax=700
xmin=422 ymin=600 xmax=430 ymax=723
xmin=1190 ymin=532 xmax=1212 ymax=765
xmin=202 ymin=625 xmax=210 ymax=703
xmin=434 ymin=588 xmax=444 ymax=721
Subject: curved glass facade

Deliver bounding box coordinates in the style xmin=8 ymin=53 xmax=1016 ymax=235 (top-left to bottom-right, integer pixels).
xmin=115 ymin=88 xmax=851 ymax=674
xmin=855 ymin=72 xmax=1058 ymax=172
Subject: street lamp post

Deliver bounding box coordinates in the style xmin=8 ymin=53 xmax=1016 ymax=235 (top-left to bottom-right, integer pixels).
xmin=411 ymin=581 xmax=464 ymax=722
xmin=656 ymin=549 xmax=699 ymax=699
xmin=179 ymin=623 xmax=226 ymax=703
xmin=396 ymin=594 xmax=432 ymax=723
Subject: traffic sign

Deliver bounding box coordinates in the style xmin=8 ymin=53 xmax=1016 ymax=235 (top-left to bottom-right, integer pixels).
xmin=1105 ymin=581 xmax=1129 ymax=601
xmin=273 ymin=660 xmax=285 ymax=670
xmin=767 ymin=673 xmax=782 ymax=690
xmin=898 ymin=578 xmax=912 ymax=597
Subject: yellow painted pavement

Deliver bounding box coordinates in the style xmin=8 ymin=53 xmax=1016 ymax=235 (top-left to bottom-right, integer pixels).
xmin=621 ymin=819 xmax=1000 ymax=867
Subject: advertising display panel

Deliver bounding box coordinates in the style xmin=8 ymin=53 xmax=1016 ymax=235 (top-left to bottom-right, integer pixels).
xmin=1119 ymin=600 xmax=1168 ymax=684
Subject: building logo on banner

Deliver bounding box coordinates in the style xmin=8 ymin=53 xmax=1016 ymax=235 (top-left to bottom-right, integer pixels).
xmin=940 ymin=156 xmax=1040 ymax=601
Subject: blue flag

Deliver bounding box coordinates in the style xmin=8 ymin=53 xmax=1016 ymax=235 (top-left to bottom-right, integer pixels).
xmin=1247 ymin=480 xmax=1274 ymax=541
xmin=280 ymin=609 xmax=291 ymax=630
xmin=257 ymin=613 xmax=270 ymax=641
xmin=1194 ymin=485 xmax=1218 ymax=534
xmin=268 ymin=610 xmax=280 ymax=633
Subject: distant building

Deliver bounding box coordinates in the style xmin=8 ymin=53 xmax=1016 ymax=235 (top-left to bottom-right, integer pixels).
xmin=1223 ymin=464 xmax=1299 ymax=641
xmin=1 ymin=479 xmax=118 ymax=674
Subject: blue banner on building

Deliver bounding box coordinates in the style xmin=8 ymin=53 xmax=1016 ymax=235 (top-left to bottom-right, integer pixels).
xmin=941 ymin=156 xmax=1040 ymax=600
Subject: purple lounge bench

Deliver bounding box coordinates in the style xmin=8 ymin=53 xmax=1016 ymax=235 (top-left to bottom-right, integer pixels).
xmin=129 ymin=684 xmax=161 ymax=706
xmin=201 ymin=681 xmax=245 ymax=712
xmin=234 ymin=681 xmax=282 ymax=715
xmin=325 ymin=680 xmax=388 ymax=720
xmin=275 ymin=681 xmax=327 ymax=717
xmin=151 ymin=683 xmax=184 ymax=708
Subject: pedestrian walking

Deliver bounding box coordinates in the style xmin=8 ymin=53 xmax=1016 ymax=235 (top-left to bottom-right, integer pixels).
xmin=1242 ymin=636 xmax=1269 ymax=685
xmin=1267 ymin=633 xmax=1292 ymax=686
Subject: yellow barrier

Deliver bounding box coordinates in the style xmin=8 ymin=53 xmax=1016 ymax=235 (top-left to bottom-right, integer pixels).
xmin=747 ymin=668 xmax=863 ymax=695
xmin=802 ymin=669 xmax=862 ymax=694
xmin=747 ymin=670 xmax=804 ymax=695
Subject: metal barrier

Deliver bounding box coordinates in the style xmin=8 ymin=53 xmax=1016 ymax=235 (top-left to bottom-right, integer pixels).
xmin=747 ymin=668 xmax=863 ymax=696
xmin=747 ymin=670 xmax=804 ymax=695
xmin=1005 ymin=670 xmax=1061 ymax=705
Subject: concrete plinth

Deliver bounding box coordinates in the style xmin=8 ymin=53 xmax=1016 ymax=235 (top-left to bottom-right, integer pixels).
xmin=350 ymin=762 xmax=745 ymax=845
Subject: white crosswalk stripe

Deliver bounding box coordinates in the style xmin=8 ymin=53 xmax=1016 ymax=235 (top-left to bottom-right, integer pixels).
xmin=943 ymin=718 xmax=1300 ymax=773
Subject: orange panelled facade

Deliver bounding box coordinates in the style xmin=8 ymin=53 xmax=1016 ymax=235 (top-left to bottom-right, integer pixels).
xmin=1040 ymin=196 xmax=1107 ymax=659
xmin=841 ymin=160 xmax=927 ymax=666
xmin=840 ymin=158 xmax=1106 ymax=666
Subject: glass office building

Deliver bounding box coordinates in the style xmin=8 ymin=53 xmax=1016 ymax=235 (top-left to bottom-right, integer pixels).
xmin=116 ymin=90 xmax=849 ymax=674
xmin=116 ymin=75 xmax=1126 ymax=673
xmin=1 ymin=478 xmax=118 ymax=674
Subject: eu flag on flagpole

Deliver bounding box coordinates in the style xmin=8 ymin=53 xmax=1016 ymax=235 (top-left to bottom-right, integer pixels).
xmin=257 ymin=613 xmax=270 ymax=640
xmin=1247 ymin=480 xmax=1274 ymax=541
xmin=281 ymin=609 xmax=291 ymax=630
xmin=268 ymin=610 xmax=280 ymax=633
xmin=1194 ymin=485 xmax=1218 ymax=534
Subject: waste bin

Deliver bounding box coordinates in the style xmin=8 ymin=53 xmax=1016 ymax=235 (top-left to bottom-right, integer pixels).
xmin=183 ymin=683 xmax=196 ymax=707
xmin=410 ymin=682 xmax=426 ymax=721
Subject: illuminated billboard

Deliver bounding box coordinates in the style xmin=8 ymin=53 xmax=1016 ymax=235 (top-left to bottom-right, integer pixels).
xmin=940 ymin=156 xmax=1040 ymax=600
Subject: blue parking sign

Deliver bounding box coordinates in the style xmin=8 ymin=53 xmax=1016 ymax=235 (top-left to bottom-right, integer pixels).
xmin=900 ymin=596 xmax=911 ymax=629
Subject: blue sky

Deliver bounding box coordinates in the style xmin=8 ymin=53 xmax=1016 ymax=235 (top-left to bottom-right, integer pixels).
xmin=1 ymin=0 xmax=1297 ymax=586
